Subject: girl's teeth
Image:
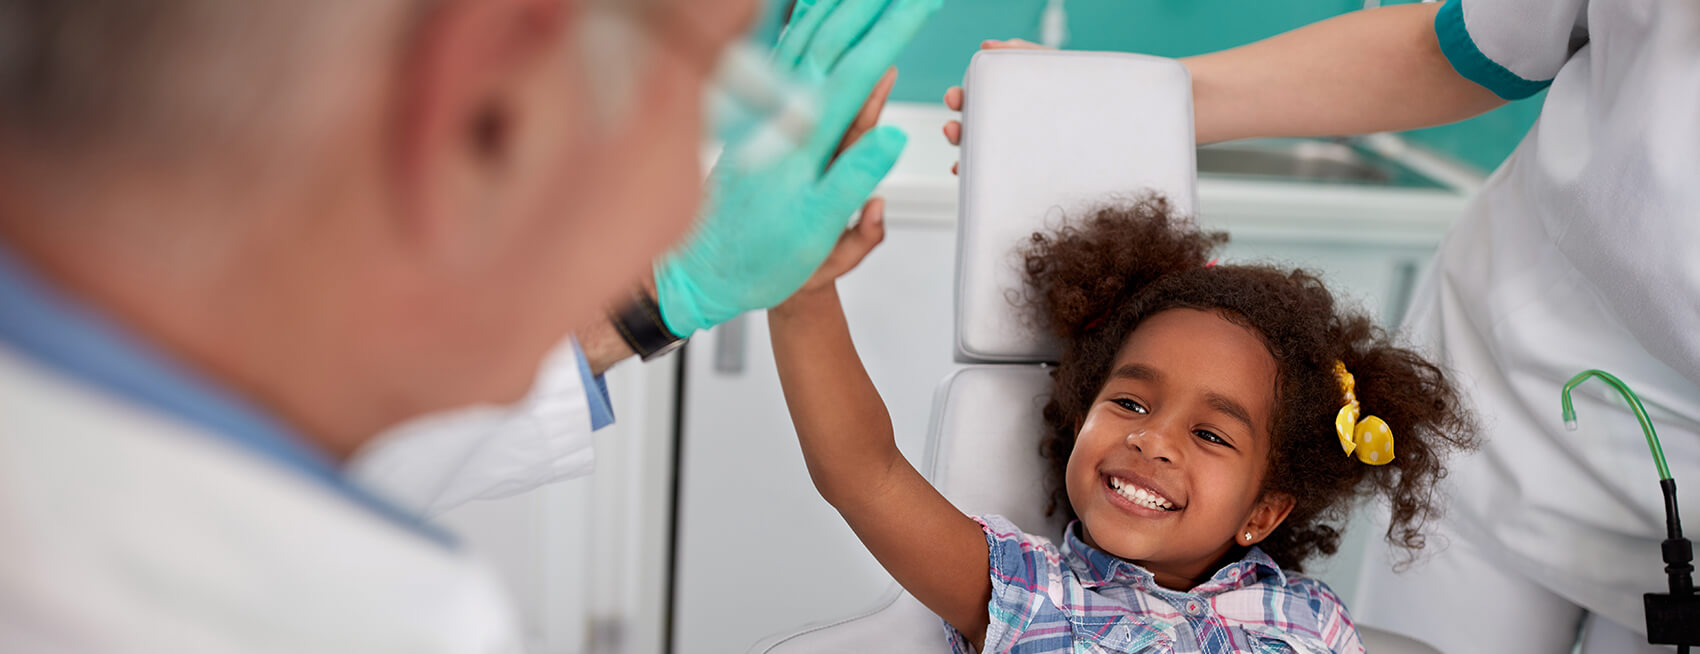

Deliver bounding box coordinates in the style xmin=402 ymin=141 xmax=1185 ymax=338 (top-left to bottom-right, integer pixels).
xmin=1109 ymin=476 xmax=1173 ymax=510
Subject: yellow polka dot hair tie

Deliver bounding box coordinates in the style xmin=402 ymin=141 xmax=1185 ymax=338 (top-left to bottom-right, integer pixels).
xmin=1333 ymin=361 xmax=1395 ymax=465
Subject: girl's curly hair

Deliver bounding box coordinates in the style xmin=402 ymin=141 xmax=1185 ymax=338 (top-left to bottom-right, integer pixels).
xmin=1021 ymin=194 xmax=1478 ymax=572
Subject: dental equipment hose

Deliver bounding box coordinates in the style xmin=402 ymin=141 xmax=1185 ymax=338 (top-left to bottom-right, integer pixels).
xmin=1562 ymin=369 xmax=1699 ymax=649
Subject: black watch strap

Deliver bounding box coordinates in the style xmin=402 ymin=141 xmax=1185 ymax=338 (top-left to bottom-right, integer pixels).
xmin=611 ymin=291 xmax=686 ymax=362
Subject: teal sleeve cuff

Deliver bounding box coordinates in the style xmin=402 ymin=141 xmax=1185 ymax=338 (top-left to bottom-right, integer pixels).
xmin=1434 ymin=0 xmax=1552 ymax=101
xmin=571 ymin=340 xmax=615 ymax=431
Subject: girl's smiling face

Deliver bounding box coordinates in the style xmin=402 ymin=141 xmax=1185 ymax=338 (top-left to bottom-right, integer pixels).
xmin=1065 ymin=308 xmax=1294 ymax=589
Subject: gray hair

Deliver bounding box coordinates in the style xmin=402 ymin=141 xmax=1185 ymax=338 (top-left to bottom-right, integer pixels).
xmin=0 ymin=1 xmax=406 ymax=164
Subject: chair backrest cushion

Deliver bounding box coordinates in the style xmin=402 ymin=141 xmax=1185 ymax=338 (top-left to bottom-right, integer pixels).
xmin=921 ymin=365 xmax=1066 ymax=538
xmin=954 ymin=50 xmax=1196 ymax=363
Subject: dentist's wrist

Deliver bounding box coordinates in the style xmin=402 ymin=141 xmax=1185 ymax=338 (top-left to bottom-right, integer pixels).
xmin=579 ymin=317 xmax=636 ymax=376
xmin=610 ymin=278 xmax=687 ymax=364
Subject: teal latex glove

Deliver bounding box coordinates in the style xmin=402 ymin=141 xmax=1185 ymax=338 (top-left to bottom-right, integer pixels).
xmin=653 ymin=0 xmax=943 ymax=337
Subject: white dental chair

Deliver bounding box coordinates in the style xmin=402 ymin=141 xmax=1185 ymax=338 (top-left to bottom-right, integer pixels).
xmin=752 ymin=50 xmax=1441 ymax=654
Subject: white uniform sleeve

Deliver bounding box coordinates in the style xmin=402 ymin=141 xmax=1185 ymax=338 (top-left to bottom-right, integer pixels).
xmin=348 ymin=338 xmax=601 ymax=516
xmin=1434 ymin=0 xmax=1589 ymax=99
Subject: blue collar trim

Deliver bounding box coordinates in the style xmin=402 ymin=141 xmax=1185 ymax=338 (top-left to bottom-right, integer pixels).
xmin=0 ymin=241 xmax=453 ymax=548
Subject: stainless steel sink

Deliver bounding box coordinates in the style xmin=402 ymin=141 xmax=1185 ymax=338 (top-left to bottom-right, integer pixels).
xmin=1197 ymin=139 xmax=1445 ymax=189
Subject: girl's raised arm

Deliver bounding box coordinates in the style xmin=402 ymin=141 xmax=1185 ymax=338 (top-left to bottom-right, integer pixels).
xmin=767 ymin=221 xmax=993 ymax=646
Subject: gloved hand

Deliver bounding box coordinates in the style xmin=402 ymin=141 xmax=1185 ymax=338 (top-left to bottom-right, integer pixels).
xmin=653 ymin=0 xmax=943 ymax=337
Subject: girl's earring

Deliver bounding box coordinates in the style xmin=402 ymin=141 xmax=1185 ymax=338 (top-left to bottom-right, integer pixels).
xmin=1243 ymin=532 xmax=1253 ymax=542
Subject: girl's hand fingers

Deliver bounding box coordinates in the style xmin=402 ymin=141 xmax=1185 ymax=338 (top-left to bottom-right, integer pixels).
xmin=943 ymin=121 xmax=961 ymax=146
xmin=837 ymin=197 xmax=886 ymax=273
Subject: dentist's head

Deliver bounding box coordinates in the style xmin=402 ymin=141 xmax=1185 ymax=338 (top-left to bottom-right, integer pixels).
xmin=0 ymin=0 xmax=758 ymax=455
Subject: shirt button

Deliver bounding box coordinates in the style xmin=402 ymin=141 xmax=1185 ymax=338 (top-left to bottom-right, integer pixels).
xmin=1185 ymin=600 xmax=1203 ymax=616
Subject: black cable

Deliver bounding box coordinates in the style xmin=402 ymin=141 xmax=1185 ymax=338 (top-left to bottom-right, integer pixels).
xmin=662 ymin=346 xmax=689 ymax=654
xmin=1644 ymin=477 xmax=1699 ymax=648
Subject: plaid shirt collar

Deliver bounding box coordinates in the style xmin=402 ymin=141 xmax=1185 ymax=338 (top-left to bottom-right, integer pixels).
xmin=1059 ymin=521 xmax=1288 ymax=595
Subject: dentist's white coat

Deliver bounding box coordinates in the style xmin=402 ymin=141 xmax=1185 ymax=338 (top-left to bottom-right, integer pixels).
xmin=352 ymin=340 xmax=600 ymax=516
xmin=0 ymin=346 xmax=529 ymax=653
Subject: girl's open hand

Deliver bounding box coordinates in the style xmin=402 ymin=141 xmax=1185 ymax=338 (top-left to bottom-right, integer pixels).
xmin=943 ymin=39 xmax=1052 ymax=175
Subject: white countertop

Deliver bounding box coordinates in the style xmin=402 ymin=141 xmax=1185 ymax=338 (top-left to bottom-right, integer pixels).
xmin=872 ymin=102 xmax=1478 ymax=246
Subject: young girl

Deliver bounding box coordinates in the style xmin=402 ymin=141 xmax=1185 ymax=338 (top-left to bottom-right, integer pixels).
xmin=768 ymin=195 xmax=1478 ymax=653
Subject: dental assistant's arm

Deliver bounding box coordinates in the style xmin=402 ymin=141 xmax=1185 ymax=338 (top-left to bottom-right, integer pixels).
xmin=942 ymin=3 xmax=1506 ymax=149
xmin=1184 ymin=2 xmax=1505 ymax=144
xmin=767 ymin=223 xmax=994 ymax=648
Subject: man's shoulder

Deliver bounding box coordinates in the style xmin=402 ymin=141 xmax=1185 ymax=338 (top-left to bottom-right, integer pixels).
xmin=0 ymin=348 xmax=519 ymax=652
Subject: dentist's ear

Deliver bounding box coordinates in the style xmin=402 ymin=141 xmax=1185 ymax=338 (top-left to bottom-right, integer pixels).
xmin=1239 ymin=491 xmax=1296 ymax=545
xmin=391 ymin=0 xmax=578 ymax=251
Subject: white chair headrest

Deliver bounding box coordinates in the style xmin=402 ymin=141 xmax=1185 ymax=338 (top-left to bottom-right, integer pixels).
xmin=953 ymin=50 xmax=1196 ymax=363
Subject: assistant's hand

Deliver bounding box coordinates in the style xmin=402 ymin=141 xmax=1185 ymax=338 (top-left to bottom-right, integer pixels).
xmin=941 ymin=39 xmax=1050 ymax=175
xmin=653 ymin=0 xmax=942 ymax=337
